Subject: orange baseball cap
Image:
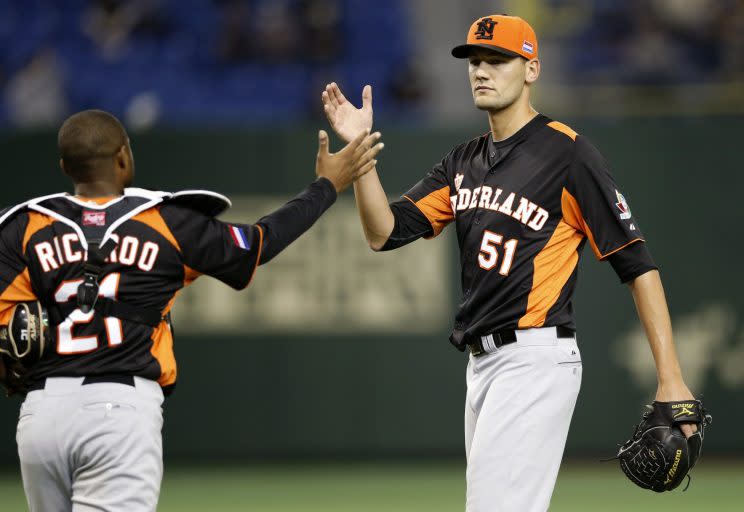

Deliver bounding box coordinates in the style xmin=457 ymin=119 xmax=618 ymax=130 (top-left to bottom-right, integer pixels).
xmin=451 ymin=14 xmax=538 ymax=60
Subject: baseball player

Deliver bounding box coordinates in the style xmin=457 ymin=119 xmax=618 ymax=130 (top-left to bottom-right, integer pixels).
xmin=0 ymin=109 xmax=383 ymax=511
xmin=322 ymin=14 xmax=698 ymax=512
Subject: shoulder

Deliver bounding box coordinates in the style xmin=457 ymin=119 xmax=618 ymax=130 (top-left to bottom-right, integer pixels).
xmin=543 ymin=119 xmax=579 ymax=142
xmin=534 ymin=118 xmax=608 ymax=168
xmin=0 ymin=192 xmax=68 ymax=232
xmin=127 ymin=188 xmax=232 ymax=218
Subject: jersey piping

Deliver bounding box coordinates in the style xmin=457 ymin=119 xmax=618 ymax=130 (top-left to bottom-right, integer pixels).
xmin=562 ymin=187 xmax=643 ymax=260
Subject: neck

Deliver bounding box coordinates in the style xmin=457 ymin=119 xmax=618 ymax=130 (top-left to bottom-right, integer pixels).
xmin=487 ymin=98 xmax=538 ymax=142
xmin=73 ymin=181 xmax=124 ymax=198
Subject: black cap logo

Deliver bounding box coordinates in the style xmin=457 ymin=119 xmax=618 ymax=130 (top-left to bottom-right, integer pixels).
xmin=475 ymin=18 xmax=497 ymax=40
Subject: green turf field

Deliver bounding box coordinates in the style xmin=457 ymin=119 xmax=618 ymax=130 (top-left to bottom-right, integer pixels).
xmin=1 ymin=460 xmax=741 ymax=511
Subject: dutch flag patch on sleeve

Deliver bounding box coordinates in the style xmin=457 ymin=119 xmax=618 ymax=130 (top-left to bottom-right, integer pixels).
xmin=229 ymin=225 xmax=251 ymax=250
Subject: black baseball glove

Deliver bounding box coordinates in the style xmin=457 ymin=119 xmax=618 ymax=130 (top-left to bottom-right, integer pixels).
xmin=0 ymin=301 xmax=49 ymax=397
xmin=613 ymin=400 xmax=711 ymax=492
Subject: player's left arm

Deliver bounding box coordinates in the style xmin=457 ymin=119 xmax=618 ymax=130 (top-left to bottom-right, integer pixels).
xmin=0 ymin=214 xmax=37 ymax=395
xmin=565 ymin=135 xmax=697 ymax=436
xmin=627 ymin=269 xmax=697 ymax=437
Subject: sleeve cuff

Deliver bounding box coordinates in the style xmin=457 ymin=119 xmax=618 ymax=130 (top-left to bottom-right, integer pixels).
xmin=607 ymin=241 xmax=658 ymax=283
xmin=314 ymin=177 xmax=338 ymax=203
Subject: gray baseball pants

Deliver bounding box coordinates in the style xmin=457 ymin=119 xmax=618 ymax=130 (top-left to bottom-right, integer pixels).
xmin=16 ymin=376 xmax=164 ymax=512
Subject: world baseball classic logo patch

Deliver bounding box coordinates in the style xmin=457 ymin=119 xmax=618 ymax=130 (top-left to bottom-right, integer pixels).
xmin=82 ymin=211 xmax=106 ymax=226
xmin=615 ymin=190 xmax=632 ymax=220
xmin=229 ymin=225 xmax=251 ymax=250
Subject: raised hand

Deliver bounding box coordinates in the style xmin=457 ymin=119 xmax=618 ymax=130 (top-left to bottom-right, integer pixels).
xmin=315 ymin=129 xmax=383 ymax=193
xmin=322 ymin=83 xmax=373 ymax=143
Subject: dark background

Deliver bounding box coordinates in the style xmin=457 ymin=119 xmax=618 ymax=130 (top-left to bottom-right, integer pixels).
xmin=0 ymin=117 xmax=741 ymax=464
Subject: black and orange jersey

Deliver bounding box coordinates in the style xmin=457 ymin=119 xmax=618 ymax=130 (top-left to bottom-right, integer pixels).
xmin=384 ymin=114 xmax=656 ymax=345
xmin=0 ymin=189 xmax=263 ymax=392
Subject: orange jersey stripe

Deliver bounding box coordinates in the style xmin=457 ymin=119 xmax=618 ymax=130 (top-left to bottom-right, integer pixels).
xmin=150 ymin=320 xmax=176 ymax=387
xmin=183 ymin=264 xmax=201 ymax=288
xmin=561 ymin=188 xmax=643 ymax=259
xmin=561 ymin=187 xmax=601 ymax=258
xmin=404 ymin=186 xmax=454 ymax=238
xmin=0 ymin=269 xmax=36 ymax=322
xmin=518 ymin=219 xmax=583 ymax=328
xmin=547 ymin=121 xmax=578 ymax=141
xmin=244 ymin=224 xmax=263 ymax=288
xmin=132 ymin=208 xmax=181 ymax=251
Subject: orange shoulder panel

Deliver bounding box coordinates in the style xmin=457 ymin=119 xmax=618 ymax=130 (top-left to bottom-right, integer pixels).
xmin=404 ymin=186 xmax=454 ymax=238
xmin=0 ymin=269 xmax=36 ymax=321
xmin=22 ymin=212 xmax=56 ymax=252
xmin=132 ymin=208 xmax=181 ymax=251
xmin=547 ymin=121 xmax=578 ymax=141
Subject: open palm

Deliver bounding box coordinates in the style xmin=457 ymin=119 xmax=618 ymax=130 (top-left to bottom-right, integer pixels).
xmin=322 ymin=83 xmax=373 ymax=143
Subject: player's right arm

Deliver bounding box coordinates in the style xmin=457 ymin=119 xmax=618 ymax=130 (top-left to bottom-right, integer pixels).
xmin=323 ymin=83 xmax=454 ymax=251
xmin=160 ymin=130 xmax=384 ymax=288
xmin=322 ymin=83 xmax=395 ymax=250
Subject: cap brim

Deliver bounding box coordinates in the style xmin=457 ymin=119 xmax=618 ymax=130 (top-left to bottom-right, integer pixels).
xmin=451 ymin=44 xmax=521 ymax=59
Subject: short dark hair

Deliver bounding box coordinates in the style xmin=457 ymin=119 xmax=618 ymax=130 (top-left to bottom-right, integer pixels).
xmin=57 ymin=110 xmax=129 ymax=179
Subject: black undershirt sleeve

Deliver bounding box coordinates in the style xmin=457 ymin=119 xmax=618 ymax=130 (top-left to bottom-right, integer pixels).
xmin=380 ymin=199 xmax=433 ymax=251
xmin=607 ymin=241 xmax=658 ymax=283
xmin=256 ymin=177 xmax=337 ymax=264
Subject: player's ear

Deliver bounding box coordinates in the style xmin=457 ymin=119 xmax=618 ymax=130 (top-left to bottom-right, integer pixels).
xmin=115 ymin=145 xmax=128 ymax=170
xmin=525 ymin=58 xmax=540 ymax=84
xmin=59 ymin=158 xmax=70 ymax=177
xmin=116 ymin=143 xmax=135 ymax=186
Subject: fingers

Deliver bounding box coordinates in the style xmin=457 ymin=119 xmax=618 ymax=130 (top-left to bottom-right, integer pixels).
xmin=321 ymin=90 xmax=333 ymax=111
xmin=352 ymin=131 xmax=382 ymax=161
xmin=352 ymin=135 xmax=384 ymax=178
xmin=362 ymin=84 xmax=373 ymax=111
xmin=327 ymin=82 xmax=346 ymax=107
xmin=354 ymin=141 xmax=384 ymax=169
xmin=679 ymin=423 xmax=698 ymax=439
xmin=354 ymin=158 xmax=378 ymax=179
xmin=341 ymin=128 xmax=370 ymax=156
xmin=317 ymin=130 xmax=329 ymax=157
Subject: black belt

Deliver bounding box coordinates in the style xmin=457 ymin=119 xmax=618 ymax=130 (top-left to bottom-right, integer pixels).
xmin=468 ymin=326 xmax=575 ymax=357
xmin=27 ymin=375 xmax=135 ymax=392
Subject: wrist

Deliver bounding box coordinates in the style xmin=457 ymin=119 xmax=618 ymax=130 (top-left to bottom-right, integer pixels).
xmin=315 ymin=176 xmax=340 ymax=198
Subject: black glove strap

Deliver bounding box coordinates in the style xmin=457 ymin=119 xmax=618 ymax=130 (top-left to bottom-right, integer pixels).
xmin=77 ymin=238 xmax=118 ymax=314
xmin=48 ymin=238 xmax=163 ymax=328
xmin=50 ymin=300 xmax=163 ymax=328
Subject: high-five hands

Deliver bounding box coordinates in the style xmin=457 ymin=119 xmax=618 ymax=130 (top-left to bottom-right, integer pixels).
xmin=316 ymin=129 xmax=383 ymax=193
xmin=322 ymin=83 xmax=374 ymax=144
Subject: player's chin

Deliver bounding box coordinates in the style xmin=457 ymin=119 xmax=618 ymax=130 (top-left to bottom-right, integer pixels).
xmin=473 ymin=97 xmax=505 ymax=112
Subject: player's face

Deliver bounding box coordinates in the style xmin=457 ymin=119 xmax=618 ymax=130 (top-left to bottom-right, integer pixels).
xmin=468 ymin=51 xmax=528 ymax=112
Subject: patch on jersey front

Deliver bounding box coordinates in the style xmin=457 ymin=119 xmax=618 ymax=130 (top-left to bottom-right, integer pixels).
xmin=615 ymin=190 xmax=632 ymax=220
xmin=82 ymin=211 xmax=106 ymax=226
xmin=229 ymin=225 xmax=251 ymax=250
xmin=454 ymin=173 xmax=465 ymax=191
